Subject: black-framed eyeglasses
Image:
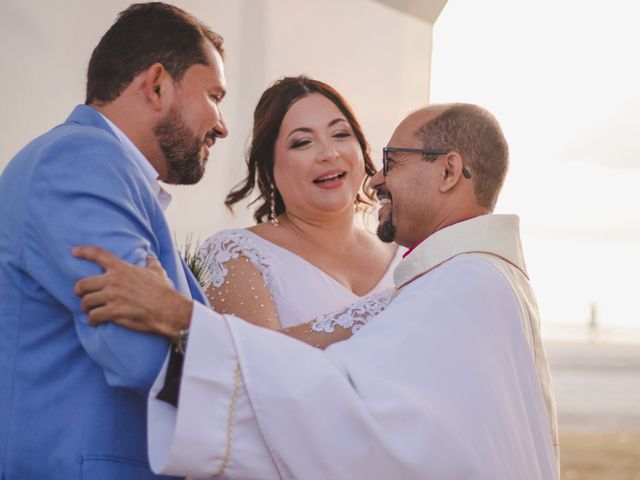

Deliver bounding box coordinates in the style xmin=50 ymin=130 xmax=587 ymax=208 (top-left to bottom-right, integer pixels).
xmin=382 ymin=146 xmax=471 ymax=179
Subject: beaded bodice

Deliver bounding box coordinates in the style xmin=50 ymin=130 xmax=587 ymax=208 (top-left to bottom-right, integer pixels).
xmin=197 ymin=229 xmax=400 ymax=330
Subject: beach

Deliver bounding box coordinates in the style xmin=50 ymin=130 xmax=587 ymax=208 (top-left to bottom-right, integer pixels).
xmin=546 ymin=340 xmax=640 ymax=479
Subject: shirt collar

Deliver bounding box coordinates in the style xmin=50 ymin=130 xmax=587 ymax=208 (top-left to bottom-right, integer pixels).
xmin=393 ymin=214 xmax=527 ymax=289
xmin=401 ymin=239 xmax=423 ymax=259
xmin=98 ymin=112 xmax=172 ymax=211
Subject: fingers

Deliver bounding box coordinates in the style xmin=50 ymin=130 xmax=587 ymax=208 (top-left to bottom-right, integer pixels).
xmin=74 ymin=274 xmax=108 ymax=296
xmin=74 ymin=250 xmax=180 ymax=336
xmin=80 ymin=291 xmax=107 ymax=314
xmin=146 ymin=256 xmax=173 ymax=287
xmin=86 ymin=304 xmax=111 ymax=325
xmin=85 ymin=300 xmax=136 ymax=328
xmin=87 ymin=306 xmax=154 ymax=335
xmin=146 ymin=256 xmax=166 ymax=276
xmin=87 ymin=308 xmax=146 ymax=333
xmin=73 ymin=246 xmax=122 ymax=270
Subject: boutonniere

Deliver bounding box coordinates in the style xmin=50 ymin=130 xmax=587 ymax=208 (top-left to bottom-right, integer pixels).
xmin=176 ymin=233 xmax=211 ymax=289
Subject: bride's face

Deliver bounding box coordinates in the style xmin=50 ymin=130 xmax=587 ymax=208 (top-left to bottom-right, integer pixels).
xmin=272 ymin=93 xmax=365 ymax=219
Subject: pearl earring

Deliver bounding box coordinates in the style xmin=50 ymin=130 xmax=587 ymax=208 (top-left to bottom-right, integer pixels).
xmin=269 ymin=183 xmax=279 ymax=227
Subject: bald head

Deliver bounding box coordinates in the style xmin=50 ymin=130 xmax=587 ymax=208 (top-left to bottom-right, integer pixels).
xmin=408 ymin=103 xmax=509 ymax=210
xmin=371 ymin=103 xmax=509 ymax=247
xmin=397 ymin=105 xmax=448 ymax=131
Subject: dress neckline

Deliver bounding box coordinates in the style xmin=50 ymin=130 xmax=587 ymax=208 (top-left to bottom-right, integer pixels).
xmin=239 ymin=228 xmax=400 ymax=299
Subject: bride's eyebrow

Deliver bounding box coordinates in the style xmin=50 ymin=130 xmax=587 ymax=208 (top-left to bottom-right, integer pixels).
xmin=287 ymin=127 xmax=312 ymax=139
xmin=286 ymin=118 xmax=349 ymax=139
xmin=328 ymin=118 xmax=348 ymax=127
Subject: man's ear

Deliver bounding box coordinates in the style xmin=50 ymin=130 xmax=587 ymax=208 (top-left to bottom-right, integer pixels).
xmin=142 ymin=63 xmax=171 ymax=110
xmin=439 ymin=151 xmax=465 ymax=193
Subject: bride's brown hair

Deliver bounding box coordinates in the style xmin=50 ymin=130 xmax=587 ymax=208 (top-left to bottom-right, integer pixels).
xmin=225 ymin=76 xmax=377 ymax=223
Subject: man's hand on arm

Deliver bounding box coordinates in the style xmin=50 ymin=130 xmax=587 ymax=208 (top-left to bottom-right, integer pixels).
xmin=73 ymin=246 xmax=193 ymax=344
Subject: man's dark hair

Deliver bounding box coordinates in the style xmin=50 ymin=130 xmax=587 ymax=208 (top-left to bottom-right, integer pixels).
xmin=85 ymin=2 xmax=224 ymax=104
xmin=416 ymin=103 xmax=509 ymax=209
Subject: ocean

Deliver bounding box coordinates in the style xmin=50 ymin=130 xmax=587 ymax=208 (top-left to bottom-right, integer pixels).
xmin=546 ymin=338 xmax=640 ymax=433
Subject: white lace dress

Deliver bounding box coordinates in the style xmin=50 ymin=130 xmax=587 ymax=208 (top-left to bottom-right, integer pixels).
xmin=197 ymin=228 xmax=402 ymax=333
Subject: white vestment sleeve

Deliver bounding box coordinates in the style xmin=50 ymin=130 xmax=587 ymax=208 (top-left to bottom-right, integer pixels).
xmin=148 ymin=302 xmax=280 ymax=478
xmin=149 ymin=256 xmax=558 ymax=480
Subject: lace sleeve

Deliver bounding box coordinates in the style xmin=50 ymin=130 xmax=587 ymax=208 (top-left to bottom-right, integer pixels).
xmin=197 ymin=231 xmax=281 ymax=329
xmin=197 ymin=230 xmax=276 ymax=293
xmin=282 ymin=288 xmax=396 ymax=349
xmin=310 ymin=288 xmax=396 ymax=334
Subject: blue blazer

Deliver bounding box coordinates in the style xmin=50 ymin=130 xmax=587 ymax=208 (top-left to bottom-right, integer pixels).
xmin=0 ymin=105 xmax=207 ymax=479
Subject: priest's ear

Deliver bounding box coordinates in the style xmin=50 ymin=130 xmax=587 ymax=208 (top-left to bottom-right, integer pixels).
xmin=439 ymin=151 xmax=466 ymax=193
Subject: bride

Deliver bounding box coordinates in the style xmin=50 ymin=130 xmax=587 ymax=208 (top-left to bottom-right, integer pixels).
xmin=197 ymin=76 xmax=401 ymax=348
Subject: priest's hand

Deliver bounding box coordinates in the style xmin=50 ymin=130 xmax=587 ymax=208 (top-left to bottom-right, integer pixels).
xmin=73 ymin=246 xmax=192 ymax=343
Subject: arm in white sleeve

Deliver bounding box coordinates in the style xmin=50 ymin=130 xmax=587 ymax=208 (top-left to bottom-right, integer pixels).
xmin=148 ymin=301 xmax=281 ymax=479
xmin=149 ymin=257 xmax=558 ymax=480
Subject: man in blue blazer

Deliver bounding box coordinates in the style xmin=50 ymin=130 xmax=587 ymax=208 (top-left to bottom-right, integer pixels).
xmin=0 ymin=3 xmax=227 ymax=478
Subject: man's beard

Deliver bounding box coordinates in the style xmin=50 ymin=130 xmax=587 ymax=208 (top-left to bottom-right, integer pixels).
xmin=376 ymin=210 xmax=396 ymax=243
xmin=153 ymin=106 xmax=206 ymax=185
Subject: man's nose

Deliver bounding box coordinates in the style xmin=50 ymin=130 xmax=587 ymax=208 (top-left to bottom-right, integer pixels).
xmin=369 ymin=167 xmax=385 ymax=191
xmin=213 ymin=111 xmax=228 ymax=139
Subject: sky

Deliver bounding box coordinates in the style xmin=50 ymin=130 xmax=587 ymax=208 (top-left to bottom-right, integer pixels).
xmin=430 ymin=0 xmax=640 ymax=335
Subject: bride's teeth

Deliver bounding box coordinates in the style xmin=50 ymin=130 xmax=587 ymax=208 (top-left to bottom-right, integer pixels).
xmin=379 ymin=198 xmax=391 ymax=206
xmin=315 ymin=172 xmax=344 ymax=183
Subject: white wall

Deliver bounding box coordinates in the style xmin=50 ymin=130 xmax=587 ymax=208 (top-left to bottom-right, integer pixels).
xmin=0 ymin=0 xmax=436 ymax=244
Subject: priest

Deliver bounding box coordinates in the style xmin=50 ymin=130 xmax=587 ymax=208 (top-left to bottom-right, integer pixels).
xmin=74 ymin=103 xmax=559 ymax=479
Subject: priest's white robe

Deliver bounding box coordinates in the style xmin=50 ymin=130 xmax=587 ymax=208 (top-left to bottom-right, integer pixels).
xmin=148 ymin=214 xmax=559 ymax=479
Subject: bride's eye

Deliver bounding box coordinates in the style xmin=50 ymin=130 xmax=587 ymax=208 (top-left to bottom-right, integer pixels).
xmin=290 ymin=138 xmax=311 ymax=149
xmin=332 ymin=131 xmax=352 ymax=139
